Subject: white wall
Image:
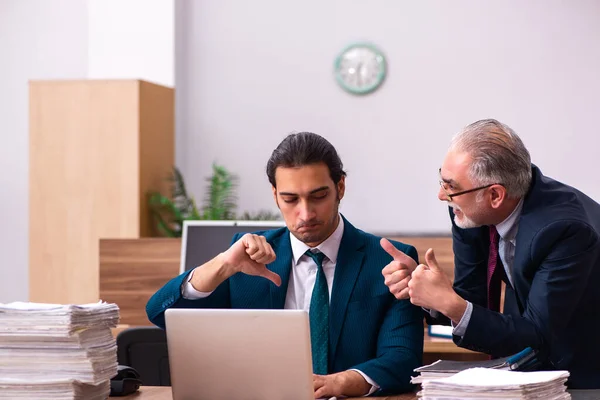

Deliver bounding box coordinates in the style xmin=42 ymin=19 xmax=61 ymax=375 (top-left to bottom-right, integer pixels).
xmin=0 ymin=0 xmax=88 ymax=302
xmin=88 ymin=0 xmax=174 ymax=87
xmin=175 ymin=0 xmax=600 ymax=235
xmin=2 ymin=0 xmax=599 ymax=302
xmin=0 ymin=0 xmax=174 ymax=303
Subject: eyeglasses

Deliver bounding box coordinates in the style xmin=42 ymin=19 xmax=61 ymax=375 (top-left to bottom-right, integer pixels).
xmin=438 ymin=168 xmax=502 ymax=201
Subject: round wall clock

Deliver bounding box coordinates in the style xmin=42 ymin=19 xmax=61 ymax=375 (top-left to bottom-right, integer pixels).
xmin=334 ymin=43 xmax=387 ymax=95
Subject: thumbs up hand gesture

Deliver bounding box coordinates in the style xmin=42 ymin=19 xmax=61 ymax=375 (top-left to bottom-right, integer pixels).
xmin=407 ymin=248 xmax=455 ymax=311
xmin=380 ymin=238 xmax=418 ymax=300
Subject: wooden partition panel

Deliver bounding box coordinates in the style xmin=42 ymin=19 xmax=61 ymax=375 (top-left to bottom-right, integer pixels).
xmin=29 ymin=80 xmax=174 ymax=304
xmin=138 ymin=81 xmax=175 ymax=237
xmin=100 ymin=237 xmax=488 ymax=360
xmin=100 ymin=238 xmax=181 ymax=326
xmin=99 ymin=237 xmax=456 ymax=325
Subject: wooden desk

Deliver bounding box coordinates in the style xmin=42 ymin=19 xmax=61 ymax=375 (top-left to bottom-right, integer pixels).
xmin=121 ymin=386 xmax=419 ymax=400
xmin=123 ymin=386 xmax=600 ymax=400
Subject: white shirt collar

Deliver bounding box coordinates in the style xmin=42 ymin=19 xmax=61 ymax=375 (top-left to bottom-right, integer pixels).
xmin=290 ymin=215 xmax=344 ymax=265
xmin=495 ymin=198 xmax=524 ymax=242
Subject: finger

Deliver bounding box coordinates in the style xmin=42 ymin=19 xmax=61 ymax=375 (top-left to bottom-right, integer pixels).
xmin=259 ymin=267 xmax=281 ymax=287
xmin=389 ymin=274 xmax=410 ymax=292
xmin=407 ymin=283 xmax=420 ymax=302
xmin=244 ymin=235 xmax=261 ymax=256
xmin=390 ymin=273 xmax=410 ymax=290
xmin=413 ymin=264 xmax=428 ymax=276
xmin=382 ymin=260 xmax=412 ymax=277
xmin=248 ymin=239 xmax=270 ymax=263
xmin=399 ymin=275 xmax=411 ymax=287
xmin=425 ymin=248 xmax=441 ymax=271
xmin=386 ymin=269 xmax=410 ymax=285
xmin=382 ymin=262 xmax=413 ymax=281
xmin=257 ymin=236 xmax=271 ymax=257
xmin=253 ymin=236 xmax=270 ymax=260
xmin=380 ymin=238 xmax=417 ymax=269
xmin=391 ymin=286 xmax=410 ymax=300
xmin=258 ymin=239 xmax=276 ymax=264
xmin=252 ymin=243 xmax=273 ymax=264
xmin=408 ymin=276 xmax=416 ymax=289
xmin=314 ymin=386 xmax=329 ymax=399
xmin=388 ymin=282 xmax=409 ymax=299
xmin=409 ymin=293 xmax=421 ymax=306
xmin=313 ymin=375 xmax=324 ymax=390
xmin=381 ymin=261 xmax=400 ymax=276
xmin=397 ymin=287 xmax=410 ymax=299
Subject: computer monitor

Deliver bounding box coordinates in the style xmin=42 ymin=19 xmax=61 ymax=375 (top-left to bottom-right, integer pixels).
xmin=179 ymin=220 xmax=286 ymax=274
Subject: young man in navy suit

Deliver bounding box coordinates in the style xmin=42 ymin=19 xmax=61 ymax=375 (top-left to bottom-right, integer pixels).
xmin=382 ymin=119 xmax=600 ymax=388
xmin=147 ymin=132 xmax=424 ymax=397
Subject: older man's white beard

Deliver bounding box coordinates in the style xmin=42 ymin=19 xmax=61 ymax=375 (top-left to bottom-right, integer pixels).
xmin=450 ymin=204 xmax=482 ymax=229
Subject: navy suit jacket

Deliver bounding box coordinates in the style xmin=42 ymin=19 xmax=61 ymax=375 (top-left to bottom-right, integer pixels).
xmin=146 ymin=216 xmax=424 ymax=394
xmin=449 ymin=165 xmax=600 ymax=389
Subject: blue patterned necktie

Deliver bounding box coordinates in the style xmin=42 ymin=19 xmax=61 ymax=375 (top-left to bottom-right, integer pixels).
xmin=306 ymin=249 xmax=329 ymax=375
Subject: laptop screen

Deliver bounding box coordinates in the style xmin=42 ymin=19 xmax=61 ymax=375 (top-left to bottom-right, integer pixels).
xmin=179 ymin=220 xmax=286 ymax=273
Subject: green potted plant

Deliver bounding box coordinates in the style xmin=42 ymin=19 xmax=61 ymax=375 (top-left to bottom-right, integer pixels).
xmin=148 ymin=164 xmax=279 ymax=237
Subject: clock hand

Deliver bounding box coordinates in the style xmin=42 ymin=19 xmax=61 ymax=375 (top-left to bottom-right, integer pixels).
xmin=357 ymin=63 xmax=363 ymax=87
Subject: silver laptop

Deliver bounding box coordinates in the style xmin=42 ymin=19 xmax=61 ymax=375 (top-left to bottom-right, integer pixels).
xmin=165 ymin=309 xmax=314 ymax=400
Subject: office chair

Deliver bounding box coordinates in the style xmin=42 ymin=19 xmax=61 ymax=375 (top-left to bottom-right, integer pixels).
xmin=116 ymin=326 xmax=171 ymax=386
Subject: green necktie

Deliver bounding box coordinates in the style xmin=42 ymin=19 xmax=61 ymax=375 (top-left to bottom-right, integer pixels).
xmin=306 ymin=249 xmax=329 ymax=375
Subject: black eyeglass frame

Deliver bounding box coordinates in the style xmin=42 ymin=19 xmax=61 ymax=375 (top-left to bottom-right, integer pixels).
xmin=438 ymin=168 xmax=503 ymax=201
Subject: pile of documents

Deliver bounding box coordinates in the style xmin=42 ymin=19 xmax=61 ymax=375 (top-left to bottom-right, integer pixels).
xmin=0 ymin=301 xmax=120 ymax=399
xmin=412 ymin=357 xmax=514 ymax=384
xmin=413 ymin=347 xmax=540 ymax=384
xmin=419 ymin=367 xmax=570 ymax=400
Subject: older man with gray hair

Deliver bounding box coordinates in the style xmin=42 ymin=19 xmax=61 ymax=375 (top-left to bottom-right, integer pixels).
xmin=381 ymin=119 xmax=600 ymax=389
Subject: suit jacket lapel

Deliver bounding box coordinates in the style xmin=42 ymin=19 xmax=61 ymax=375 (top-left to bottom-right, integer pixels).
xmin=268 ymin=231 xmax=293 ymax=309
xmin=329 ymin=217 xmax=365 ymax=362
xmin=509 ymin=165 xmax=545 ymax=313
xmin=511 ymin=216 xmax=533 ymax=313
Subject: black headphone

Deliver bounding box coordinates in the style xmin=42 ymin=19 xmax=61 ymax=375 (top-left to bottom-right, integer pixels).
xmin=110 ymin=365 xmax=142 ymax=396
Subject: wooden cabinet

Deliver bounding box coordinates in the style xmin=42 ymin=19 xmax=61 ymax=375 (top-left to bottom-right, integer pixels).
xmin=29 ymin=80 xmax=174 ymax=304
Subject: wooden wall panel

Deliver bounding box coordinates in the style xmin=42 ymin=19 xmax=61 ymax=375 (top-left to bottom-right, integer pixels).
xmin=138 ymin=81 xmax=175 ymax=237
xmin=30 ymin=81 xmax=139 ymax=304
xmin=29 ymin=80 xmax=174 ymax=304
xmin=100 ymin=238 xmax=181 ymax=326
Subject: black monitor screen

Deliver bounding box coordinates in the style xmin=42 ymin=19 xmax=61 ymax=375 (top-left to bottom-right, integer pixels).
xmin=180 ymin=221 xmax=286 ymax=273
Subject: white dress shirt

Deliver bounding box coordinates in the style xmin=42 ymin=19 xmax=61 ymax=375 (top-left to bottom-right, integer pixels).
xmin=453 ymin=198 xmax=524 ymax=336
xmin=182 ymin=216 xmax=379 ymax=395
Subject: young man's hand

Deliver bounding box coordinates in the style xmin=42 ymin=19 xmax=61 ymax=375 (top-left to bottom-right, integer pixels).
xmin=313 ymin=370 xmax=371 ymax=398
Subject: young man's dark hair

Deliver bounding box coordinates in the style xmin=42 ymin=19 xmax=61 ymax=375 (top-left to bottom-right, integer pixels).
xmin=266 ymin=132 xmax=347 ymax=188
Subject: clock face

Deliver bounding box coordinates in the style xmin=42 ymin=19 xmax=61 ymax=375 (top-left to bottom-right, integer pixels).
xmin=334 ymin=43 xmax=386 ymax=95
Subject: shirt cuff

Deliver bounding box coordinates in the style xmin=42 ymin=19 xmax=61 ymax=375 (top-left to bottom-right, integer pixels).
xmin=181 ymin=268 xmax=214 ymax=300
xmin=451 ymin=301 xmax=473 ymax=338
xmin=349 ymin=369 xmax=379 ymax=396
xmin=423 ymin=307 xmax=441 ymax=318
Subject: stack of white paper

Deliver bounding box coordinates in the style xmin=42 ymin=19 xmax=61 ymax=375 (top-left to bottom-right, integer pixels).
xmin=0 ymin=302 xmax=120 ymax=400
xmin=0 ymin=379 xmax=110 ymax=400
xmin=419 ymin=368 xmax=571 ymax=400
xmin=412 ymin=357 xmax=513 ymax=384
